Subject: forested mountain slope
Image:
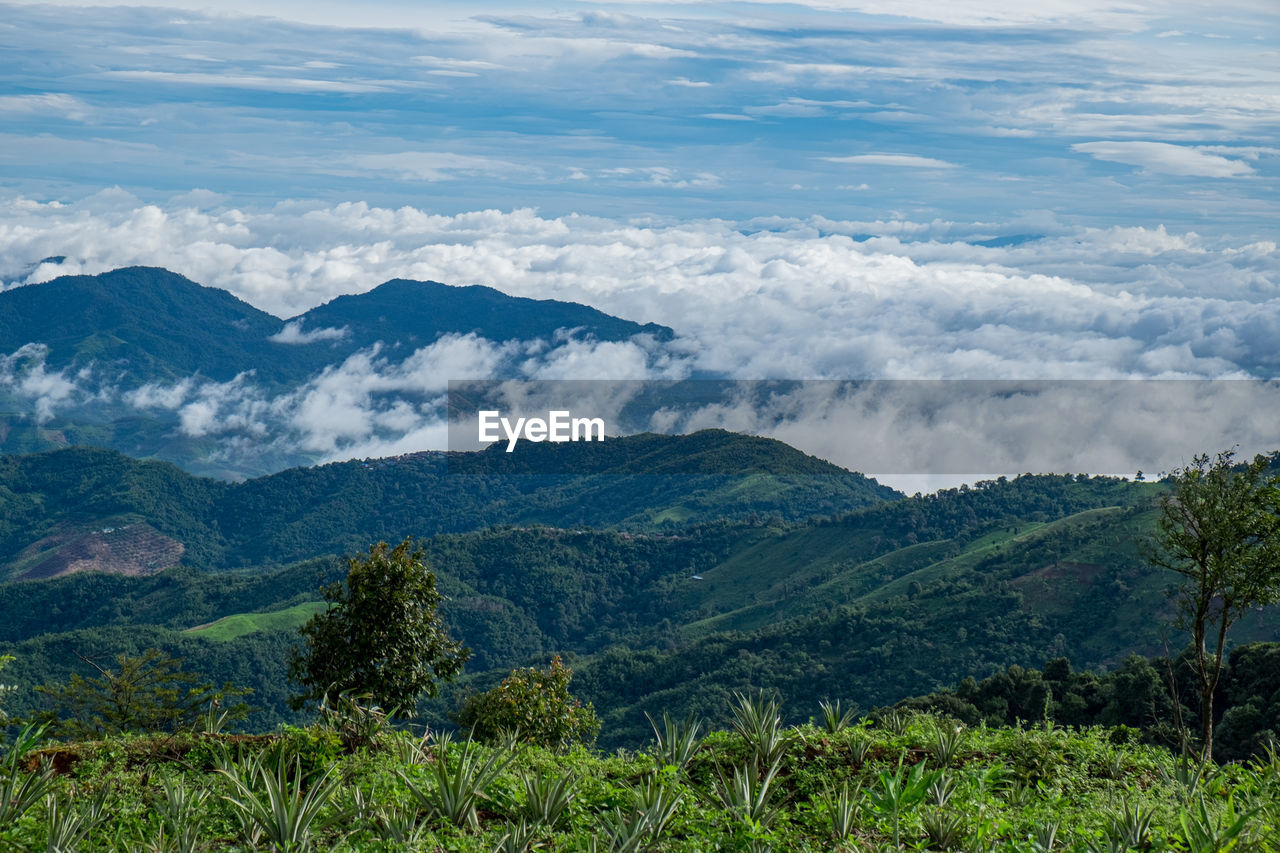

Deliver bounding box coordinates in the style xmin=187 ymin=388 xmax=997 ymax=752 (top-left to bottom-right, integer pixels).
xmin=9 ymin=456 xmax=1275 ymax=746
xmin=0 ymin=432 xmax=895 ymax=580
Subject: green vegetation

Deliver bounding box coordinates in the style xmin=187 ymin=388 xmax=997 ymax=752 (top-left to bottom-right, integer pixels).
xmin=1 ymin=696 xmax=1278 ymax=851
xmin=184 ymin=601 xmax=329 ymax=642
xmin=31 ymin=649 xmax=249 ymax=740
xmin=289 ymin=540 xmax=469 ymax=715
xmin=900 ymin=643 xmax=1280 ymax=764
xmin=456 ymin=656 xmax=601 ymax=749
xmin=5 ymin=462 xmax=1280 ymax=748
xmin=1148 ymin=450 xmax=1280 ymax=761
xmin=0 ymin=434 xmax=895 ymax=579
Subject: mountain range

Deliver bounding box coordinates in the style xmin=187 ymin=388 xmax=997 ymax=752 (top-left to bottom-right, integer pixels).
xmin=0 ymin=267 xmax=675 ymax=477
xmin=3 ymin=438 xmax=1277 ymax=746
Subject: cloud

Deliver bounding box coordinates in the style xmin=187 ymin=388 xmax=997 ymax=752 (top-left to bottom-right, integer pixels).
xmin=3 ymin=193 xmax=1279 ymax=478
xmin=1071 ymin=142 xmax=1256 ymax=177
xmin=350 ymin=152 xmax=526 ymax=182
xmin=1 ymin=2 xmax=1277 ymax=230
xmin=269 ymin=320 xmax=349 ymax=345
xmin=823 ymin=154 xmax=959 ymax=168
xmin=97 ymin=70 xmax=389 ymax=94
xmin=0 ymin=94 xmax=90 ymax=121
xmin=0 ymin=344 xmax=80 ymax=423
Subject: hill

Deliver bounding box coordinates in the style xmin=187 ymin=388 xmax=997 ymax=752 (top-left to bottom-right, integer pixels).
xmin=9 ymin=458 xmax=1280 ymax=744
xmin=0 ymin=266 xmax=677 ymax=477
xmin=0 ymin=267 xmax=283 ymax=382
xmin=297 ymin=277 xmax=673 ymax=351
xmin=0 ymin=266 xmax=674 ymax=388
xmin=0 ymin=432 xmax=896 ymax=579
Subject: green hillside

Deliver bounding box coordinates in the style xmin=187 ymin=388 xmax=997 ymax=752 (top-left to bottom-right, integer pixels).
xmin=0 ymin=434 xmax=896 ymax=580
xmin=184 ymin=600 xmax=329 ymax=641
xmin=0 ymin=267 xmax=676 ymax=390
xmin=9 ymin=457 xmax=1278 ymax=747
xmin=0 ymin=267 xmax=287 ymax=382
xmin=297 ymin=277 xmax=673 ymax=350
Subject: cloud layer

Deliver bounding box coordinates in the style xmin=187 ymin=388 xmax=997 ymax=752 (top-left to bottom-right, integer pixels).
xmin=0 ymin=192 xmax=1277 ymax=484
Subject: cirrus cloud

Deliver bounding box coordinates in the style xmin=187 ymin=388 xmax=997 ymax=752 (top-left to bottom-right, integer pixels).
xmin=1071 ymin=141 xmax=1257 ymax=177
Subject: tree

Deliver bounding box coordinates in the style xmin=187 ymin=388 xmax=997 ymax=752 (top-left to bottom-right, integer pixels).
xmin=289 ymin=538 xmax=469 ymax=715
xmin=455 ymin=655 xmax=600 ymax=748
xmin=33 ymin=649 xmax=249 ymax=739
xmin=1147 ymin=450 xmax=1280 ymax=761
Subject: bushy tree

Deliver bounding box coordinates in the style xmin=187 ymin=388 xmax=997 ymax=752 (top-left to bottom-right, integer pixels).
xmin=289 ymin=538 xmax=469 ymax=715
xmin=33 ymin=649 xmax=249 ymax=739
xmin=456 ymin=655 xmax=600 ymax=748
xmin=1148 ymin=450 xmax=1280 ymax=761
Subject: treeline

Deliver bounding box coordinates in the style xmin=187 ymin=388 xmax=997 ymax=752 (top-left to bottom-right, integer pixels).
xmin=897 ymin=644 xmax=1280 ymax=762
xmin=0 ymin=438 xmax=893 ymax=578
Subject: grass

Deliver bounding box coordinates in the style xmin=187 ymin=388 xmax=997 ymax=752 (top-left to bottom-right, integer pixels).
xmin=3 ymin=706 xmax=1278 ymax=851
xmin=184 ymin=601 xmax=327 ymax=642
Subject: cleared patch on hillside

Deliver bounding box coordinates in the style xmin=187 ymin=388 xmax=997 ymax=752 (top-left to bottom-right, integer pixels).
xmin=184 ymin=600 xmax=328 ymax=641
xmin=18 ymin=523 xmax=184 ymax=581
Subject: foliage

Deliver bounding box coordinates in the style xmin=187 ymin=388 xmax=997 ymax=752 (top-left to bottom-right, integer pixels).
xmin=399 ymin=730 xmax=515 ymax=830
xmin=32 ymin=648 xmax=249 ymax=739
xmin=0 ymin=723 xmax=55 ymax=826
xmin=217 ymin=748 xmax=348 ymax=850
xmin=289 ymin=538 xmax=469 ymax=715
xmin=0 ymin=702 xmax=1278 ymax=851
xmin=647 ymin=710 xmax=703 ymax=771
xmin=0 ymin=654 xmax=12 ymax=725
xmin=1147 ymin=449 xmax=1280 ymax=760
xmin=896 ymin=644 xmax=1280 ymax=763
xmin=456 ymin=655 xmax=600 ymax=749
xmin=7 ymin=462 xmax=1280 ymax=752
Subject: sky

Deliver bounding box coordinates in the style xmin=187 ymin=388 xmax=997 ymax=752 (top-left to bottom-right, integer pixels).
xmin=1 ymin=0 xmax=1278 ymax=482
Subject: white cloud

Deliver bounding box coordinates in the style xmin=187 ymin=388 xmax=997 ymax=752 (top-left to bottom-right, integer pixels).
xmin=0 ymin=93 xmax=90 ymax=121
xmin=3 ymin=193 xmax=1280 ymax=475
xmin=1072 ymin=141 xmax=1256 ymax=177
xmin=3 ymin=194 xmax=1278 ymax=392
xmin=0 ymin=344 xmax=79 ymax=422
xmin=823 ymin=154 xmax=959 ymax=169
xmin=351 ymin=152 xmax=526 ymax=181
xmin=269 ymin=320 xmax=349 ymax=344
xmin=98 ymin=70 xmax=389 ymax=94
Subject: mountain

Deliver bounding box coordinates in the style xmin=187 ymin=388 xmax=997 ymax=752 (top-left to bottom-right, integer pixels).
xmin=296 ymin=278 xmax=673 ymax=352
xmin=5 ymin=448 xmax=1279 ymax=744
xmin=0 ymin=266 xmax=284 ymax=382
xmin=0 ymin=266 xmax=673 ymax=387
xmin=0 ymin=432 xmax=896 ymax=580
xmin=0 ymin=267 xmax=677 ymax=477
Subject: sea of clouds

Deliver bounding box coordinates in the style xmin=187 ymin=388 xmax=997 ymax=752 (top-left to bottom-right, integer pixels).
xmin=2 ymin=191 xmax=1277 ymax=485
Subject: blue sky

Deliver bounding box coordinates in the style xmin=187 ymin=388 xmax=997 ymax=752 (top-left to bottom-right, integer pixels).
xmin=2 ymin=0 xmax=1277 ymax=230
xmin=1 ymin=1 xmax=1279 ymax=480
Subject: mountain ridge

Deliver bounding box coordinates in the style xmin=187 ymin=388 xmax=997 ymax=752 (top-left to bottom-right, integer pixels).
xmin=0 ymin=430 xmax=897 ymax=580
xmin=0 ymin=266 xmax=680 ymax=477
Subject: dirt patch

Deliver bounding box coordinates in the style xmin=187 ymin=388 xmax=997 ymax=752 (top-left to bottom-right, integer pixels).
xmin=18 ymin=523 xmax=185 ymax=581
